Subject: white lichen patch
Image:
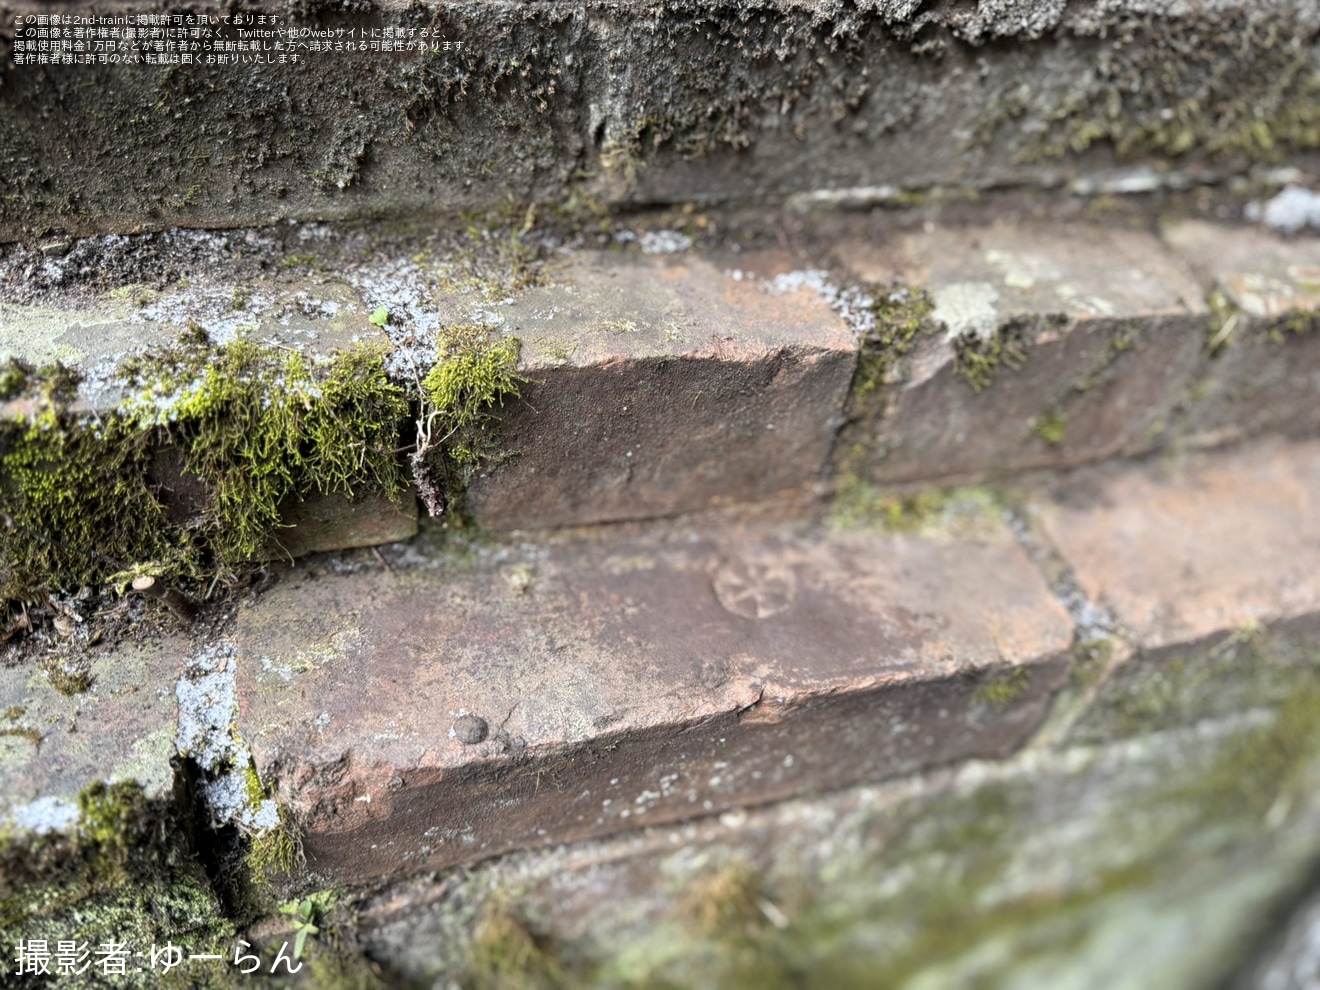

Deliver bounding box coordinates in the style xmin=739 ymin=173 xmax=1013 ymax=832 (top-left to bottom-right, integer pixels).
xmin=1247 ymin=186 xmax=1320 ymax=235
xmin=175 ymin=639 xmax=280 ymax=833
xmin=9 ymin=795 xmax=79 ymax=835
xmin=933 ymin=282 xmax=1000 ymax=341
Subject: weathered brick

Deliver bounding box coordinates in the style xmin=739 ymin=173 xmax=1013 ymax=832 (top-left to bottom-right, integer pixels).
xmin=232 ymin=515 xmax=1072 ymax=885
xmin=0 ymin=635 xmax=185 ymax=836
xmin=1033 ymin=438 xmax=1320 ymax=650
xmin=834 ymin=222 xmax=1207 ymax=485
xmin=1162 ymin=220 xmax=1320 ymax=448
xmin=460 ymin=251 xmax=857 ymax=529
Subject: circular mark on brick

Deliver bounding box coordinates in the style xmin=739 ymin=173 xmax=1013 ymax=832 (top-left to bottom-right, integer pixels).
xmin=452 ymin=714 xmax=489 ymax=745
xmin=713 ymin=560 xmax=796 ymax=620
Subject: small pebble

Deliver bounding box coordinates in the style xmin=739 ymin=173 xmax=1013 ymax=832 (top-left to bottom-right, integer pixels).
xmin=452 ymin=714 xmax=488 ymax=745
xmin=39 ymin=241 xmax=71 ymax=258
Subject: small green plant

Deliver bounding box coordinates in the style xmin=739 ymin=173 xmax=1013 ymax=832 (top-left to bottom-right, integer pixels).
xmin=280 ymin=890 xmax=338 ymax=960
xmin=368 ymin=306 xmax=389 ymax=327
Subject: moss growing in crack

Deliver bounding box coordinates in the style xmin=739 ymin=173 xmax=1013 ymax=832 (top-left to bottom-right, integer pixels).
xmin=413 ymin=327 xmax=527 ymax=518
xmin=953 ymin=325 xmax=1029 ymax=393
xmin=2 ymin=335 xmax=411 ymax=608
xmin=830 ymin=477 xmax=1000 ymax=536
xmin=1264 ymin=307 xmax=1318 ymax=342
xmin=975 ymin=667 xmax=1032 ymax=709
xmin=852 ymin=286 xmax=939 ymax=401
xmin=1 ymin=780 xmax=236 ymax=989
xmin=246 ymin=805 xmax=303 ymax=884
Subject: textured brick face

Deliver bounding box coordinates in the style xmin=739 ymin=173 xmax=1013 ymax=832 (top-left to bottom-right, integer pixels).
xmin=233 ymin=518 xmax=1072 ymax=884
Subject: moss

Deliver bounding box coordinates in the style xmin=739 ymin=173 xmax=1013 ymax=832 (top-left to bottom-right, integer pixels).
xmin=39 ymin=655 xmax=92 ymax=695
xmin=1 ymin=780 xmax=236 ymax=989
xmin=953 ymin=325 xmax=1029 ymax=393
xmin=1264 ymin=307 xmax=1318 ymax=343
xmin=416 ymin=328 xmax=526 ymax=490
xmin=830 ymin=477 xmax=1000 ymax=536
xmin=464 ymin=900 xmax=570 ymax=990
xmin=1032 ymin=410 xmax=1068 ymax=446
xmin=1180 ymin=683 xmax=1320 ymax=822
xmin=1001 ymin=11 xmax=1320 ymax=165
xmin=122 ymin=336 xmax=409 ymax=566
xmin=852 ymin=286 xmax=938 ymax=400
xmin=2 ymin=334 xmax=419 ymax=611
xmin=680 ymin=859 xmax=772 ymax=941
xmin=974 ymin=667 xmax=1032 ymax=709
xmin=242 ymin=765 xmax=304 ymax=885
xmin=246 ymin=806 xmax=303 ymax=884
xmin=0 ymin=357 xmax=28 ymax=400
xmin=1 ymin=363 xmax=182 ymax=602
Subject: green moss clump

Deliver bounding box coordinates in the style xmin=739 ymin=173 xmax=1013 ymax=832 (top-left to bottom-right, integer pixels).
xmin=830 ymin=477 xmax=1000 ymax=535
xmin=953 ymin=326 xmax=1029 ymax=393
xmin=0 ymin=358 xmax=28 ymax=400
xmin=1 ymin=363 xmax=182 ymax=601
xmin=2 ymin=781 xmax=236 ymax=989
xmin=421 ymin=331 xmax=526 ymax=469
xmin=465 ymin=900 xmax=569 ymax=990
xmin=853 ymin=286 xmax=938 ymax=398
xmin=2 ymin=336 xmax=411 ymax=606
xmin=122 ymin=336 xmax=409 ymax=566
xmin=975 ymin=667 xmax=1032 ymax=709
xmin=246 ymin=805 xmax=303 ymax=884
xmin=1032 ymin=410 xmax=1068 ymax=446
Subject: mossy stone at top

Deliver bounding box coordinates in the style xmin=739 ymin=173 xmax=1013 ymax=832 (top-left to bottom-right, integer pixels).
xmin=2 ymin=1 xmax=1317 ymax=239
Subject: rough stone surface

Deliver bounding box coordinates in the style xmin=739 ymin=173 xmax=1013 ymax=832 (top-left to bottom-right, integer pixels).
xmin=356 ymin=657 xmax=1320 ymax=989
xmin=3 ymin=2 xmax=1319 ymax=238
xmin=1032 ymin=437 xmax=1320 ymax=649
xmin=272 ymin=490 xmax=419 ymax=559
xmin=1162 ymin=220 xmax=1320 ymax=448
xmin=834 ymin=221 xmax=1207 ymax=484
xmin=0 ymin=634 xmax=186 ymax=833
xmin=232 ymin=513 xmax=1072 ymax=885
xmin=463 ymin=250 xmax=856 ymax=528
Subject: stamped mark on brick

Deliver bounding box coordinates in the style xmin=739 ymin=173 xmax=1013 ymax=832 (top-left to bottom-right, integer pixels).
xmin=713 ymin=560 xmax=796 ymax=620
